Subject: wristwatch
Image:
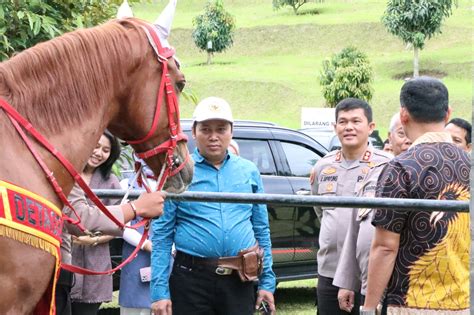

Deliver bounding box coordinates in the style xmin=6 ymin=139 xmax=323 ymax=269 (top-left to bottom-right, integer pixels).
xmin=359 ymin=307 xmax=376 ymax=315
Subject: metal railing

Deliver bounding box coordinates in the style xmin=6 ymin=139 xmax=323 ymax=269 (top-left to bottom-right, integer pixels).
xmin=94 ymin=189 xmax=469 ymax=212
xmin=94 ymin=189 xmax=472 ymax=310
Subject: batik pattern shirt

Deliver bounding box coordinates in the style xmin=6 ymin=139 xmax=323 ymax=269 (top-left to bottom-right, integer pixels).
xmin=372 ymin=140 xmax=470 ymax=311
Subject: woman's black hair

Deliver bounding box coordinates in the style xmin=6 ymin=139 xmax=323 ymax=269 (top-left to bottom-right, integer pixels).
xmin=97 ymin=130 xmax=121 ymax=180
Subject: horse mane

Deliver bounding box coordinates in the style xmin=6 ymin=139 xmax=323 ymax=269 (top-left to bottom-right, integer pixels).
xmin=0 ymin=19 xmax=149 ymax=134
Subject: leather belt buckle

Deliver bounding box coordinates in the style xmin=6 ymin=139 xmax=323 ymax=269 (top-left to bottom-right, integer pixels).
xmin=215 ymin=267 xmax=233 ymax=275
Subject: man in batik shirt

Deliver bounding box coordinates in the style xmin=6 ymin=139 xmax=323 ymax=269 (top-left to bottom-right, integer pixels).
xmin=362 ymin=77 xmax=470 ymax=315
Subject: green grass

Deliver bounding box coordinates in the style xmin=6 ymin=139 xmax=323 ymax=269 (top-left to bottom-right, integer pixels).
xmin=99 ymin=290 xmax=119 ymax=309
xmin=101 ymin=279 xmax=318 ymax=313
xmin=276 ymin=279 xmax=317 ymax=314
xmin=133 ymin=0 xmax=472 ymax=136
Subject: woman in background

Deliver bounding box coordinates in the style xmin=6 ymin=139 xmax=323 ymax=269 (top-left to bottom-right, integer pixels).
xmin=71 ymin=130 xmax=121 ymax=315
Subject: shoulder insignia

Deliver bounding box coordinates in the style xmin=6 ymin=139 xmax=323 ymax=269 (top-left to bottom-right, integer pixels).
xmin=362 ymin=150 xmax=371 ymax=162
xmin=323 ymin=167 xmax=337 ymax=175
xmin=326 ymin=183 xmax=334 ymax=191
xmin=368 ymin=162 xmax=376 ymax=168
xmin=335 ymin=151 xmax=342 ymax=162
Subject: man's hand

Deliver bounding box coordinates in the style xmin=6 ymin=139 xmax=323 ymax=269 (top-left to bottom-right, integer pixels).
xmin=255 ymin=290 xmax=276 ymax=314
xmin=151 ymin=299 xmax=172 ymax=315
xmin=338 ymin=288 xmax=355 ymax=312
xmin=142 ymin=240 xmax=152 ymax=252
xmin=134 ymin=191 xmax=166 ymax=219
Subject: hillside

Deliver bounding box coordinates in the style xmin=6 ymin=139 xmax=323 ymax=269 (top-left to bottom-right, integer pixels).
xmin=134 ymin=0 xmax=472 ymax=136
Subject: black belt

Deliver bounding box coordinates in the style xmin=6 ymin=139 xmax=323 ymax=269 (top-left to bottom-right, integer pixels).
xmin=174 ymin=251 xmax=234 ymax=275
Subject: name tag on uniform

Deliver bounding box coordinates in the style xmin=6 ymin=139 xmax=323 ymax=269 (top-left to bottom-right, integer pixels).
xmin=321 ymin=175 xmax=338 ymax=182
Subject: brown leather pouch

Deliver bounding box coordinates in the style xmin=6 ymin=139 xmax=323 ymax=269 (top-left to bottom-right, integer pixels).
xmin=236 ymin=244 xmax=264 ymax=282
xmin=217 ymin=243 xmax=264 ymax=282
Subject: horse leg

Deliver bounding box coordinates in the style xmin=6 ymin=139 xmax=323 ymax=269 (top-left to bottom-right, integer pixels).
xmin=0 ymin=238 xmax=55 ymax=314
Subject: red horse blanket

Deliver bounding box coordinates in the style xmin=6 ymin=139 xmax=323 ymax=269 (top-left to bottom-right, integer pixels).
xmin=0 ymin=180 xmax=63 ymax=315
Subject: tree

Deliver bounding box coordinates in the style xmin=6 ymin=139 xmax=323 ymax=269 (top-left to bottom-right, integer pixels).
xmin=319 ymin=46 xmax=373 ymax=108
xmin=273 ymin=0 xmax=309 ymax=14
xmin=192 ymin=0 xmax=236 ymax=65
xmin=0 ymin=0 xmax=141 ymax=61
xmin=272 ymin=0 xmax=323 ymax=14
xmin=382 ymin=0 xmax=456 ymax=77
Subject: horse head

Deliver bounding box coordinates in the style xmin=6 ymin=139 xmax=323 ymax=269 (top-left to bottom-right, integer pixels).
xmin=108 ymin=3 xmax=193 ymax=193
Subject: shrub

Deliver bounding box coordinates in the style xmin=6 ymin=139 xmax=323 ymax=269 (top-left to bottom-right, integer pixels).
xmin=319 ymin=47 xmax=373 ymax=107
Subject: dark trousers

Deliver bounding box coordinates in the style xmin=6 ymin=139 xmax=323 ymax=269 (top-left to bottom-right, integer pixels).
xmin=170 ymin=252 xmax=256 ymax=315
xmin=55 ymin=269 xmax=74 ymax=315
xmin=317 ymin=275 xmax=360 ymax=315
xmin=71 ymin=301 xmax=101 ymax=315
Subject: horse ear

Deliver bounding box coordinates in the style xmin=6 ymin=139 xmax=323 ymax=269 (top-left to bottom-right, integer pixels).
xmin=117 ymin=0 xmax=134 ymax=19
xmin=154 ymin=0 xmax=177 ymax=48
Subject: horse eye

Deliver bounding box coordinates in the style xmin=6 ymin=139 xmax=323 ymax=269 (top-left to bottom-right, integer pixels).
xmin=176 ymin=81 xmax=186 ymax=92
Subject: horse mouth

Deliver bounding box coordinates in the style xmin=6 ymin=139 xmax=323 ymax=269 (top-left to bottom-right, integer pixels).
xmin=162 ymin=157 xmax=194 ymax=193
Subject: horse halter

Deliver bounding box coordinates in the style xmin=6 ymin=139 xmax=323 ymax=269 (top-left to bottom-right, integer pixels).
xmin=125 ymin=21 xmax=189 ymax=191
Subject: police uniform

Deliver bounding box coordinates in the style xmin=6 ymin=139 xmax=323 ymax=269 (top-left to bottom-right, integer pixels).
xmin=333 ymin=162 xmax=389 ymax=297
xmin=311 ymin=146 xmax=391 ymax=315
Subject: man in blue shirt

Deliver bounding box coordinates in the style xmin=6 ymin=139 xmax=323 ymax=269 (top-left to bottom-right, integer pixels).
xmin=150 ymin=97 xmax=276 ymax=315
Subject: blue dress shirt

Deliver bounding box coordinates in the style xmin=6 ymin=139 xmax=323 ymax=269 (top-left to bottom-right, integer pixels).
xmin=150 ymin=149 xmax=276 ymax=301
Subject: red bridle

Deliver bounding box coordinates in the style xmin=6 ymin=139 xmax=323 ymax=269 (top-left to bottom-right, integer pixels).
xmin=0 ymin=20 xmax=190 ymax=275
xmin=125 ymin=21 xmax=190 ymax=190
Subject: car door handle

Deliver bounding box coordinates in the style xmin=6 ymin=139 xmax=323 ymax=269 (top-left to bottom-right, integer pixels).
xmin=296 ymin=189 xmax=311 ymax=196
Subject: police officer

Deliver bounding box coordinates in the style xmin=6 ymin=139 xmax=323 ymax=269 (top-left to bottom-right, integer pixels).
xmin=333 ymin=161 xmax=387 ymax=314
xmin=311 ymin=98 xmax=392 ymax=315
xmin=333 ymin=113 xmax=411 ymax=315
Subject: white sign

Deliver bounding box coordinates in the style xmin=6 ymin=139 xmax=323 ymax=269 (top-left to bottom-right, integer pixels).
xmin=301 ymin=108 xmax=335 ymax=129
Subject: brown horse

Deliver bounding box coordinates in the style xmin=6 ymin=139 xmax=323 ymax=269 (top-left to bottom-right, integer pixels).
xmin=0 ymin=18 xmax=193 ymax=314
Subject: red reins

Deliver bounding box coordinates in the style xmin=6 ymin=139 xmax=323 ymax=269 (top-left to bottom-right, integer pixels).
xmin=0 ymin=20 xmax=189 ymax=276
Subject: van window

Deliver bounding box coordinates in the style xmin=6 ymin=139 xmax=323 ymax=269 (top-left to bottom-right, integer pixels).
xmin=281 ymin=142 xmax=321 ymax=177
xmin=236 ymin=139 xmax=276 ymax=175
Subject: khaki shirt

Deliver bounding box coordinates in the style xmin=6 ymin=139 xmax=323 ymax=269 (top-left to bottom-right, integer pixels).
xmin=61 ymin=184 xmax=124 ymax=264
xmin=311 ymin=146 xmax=391 ymax=278
xmin=333 ymin=162 xmax=388 ymax=294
